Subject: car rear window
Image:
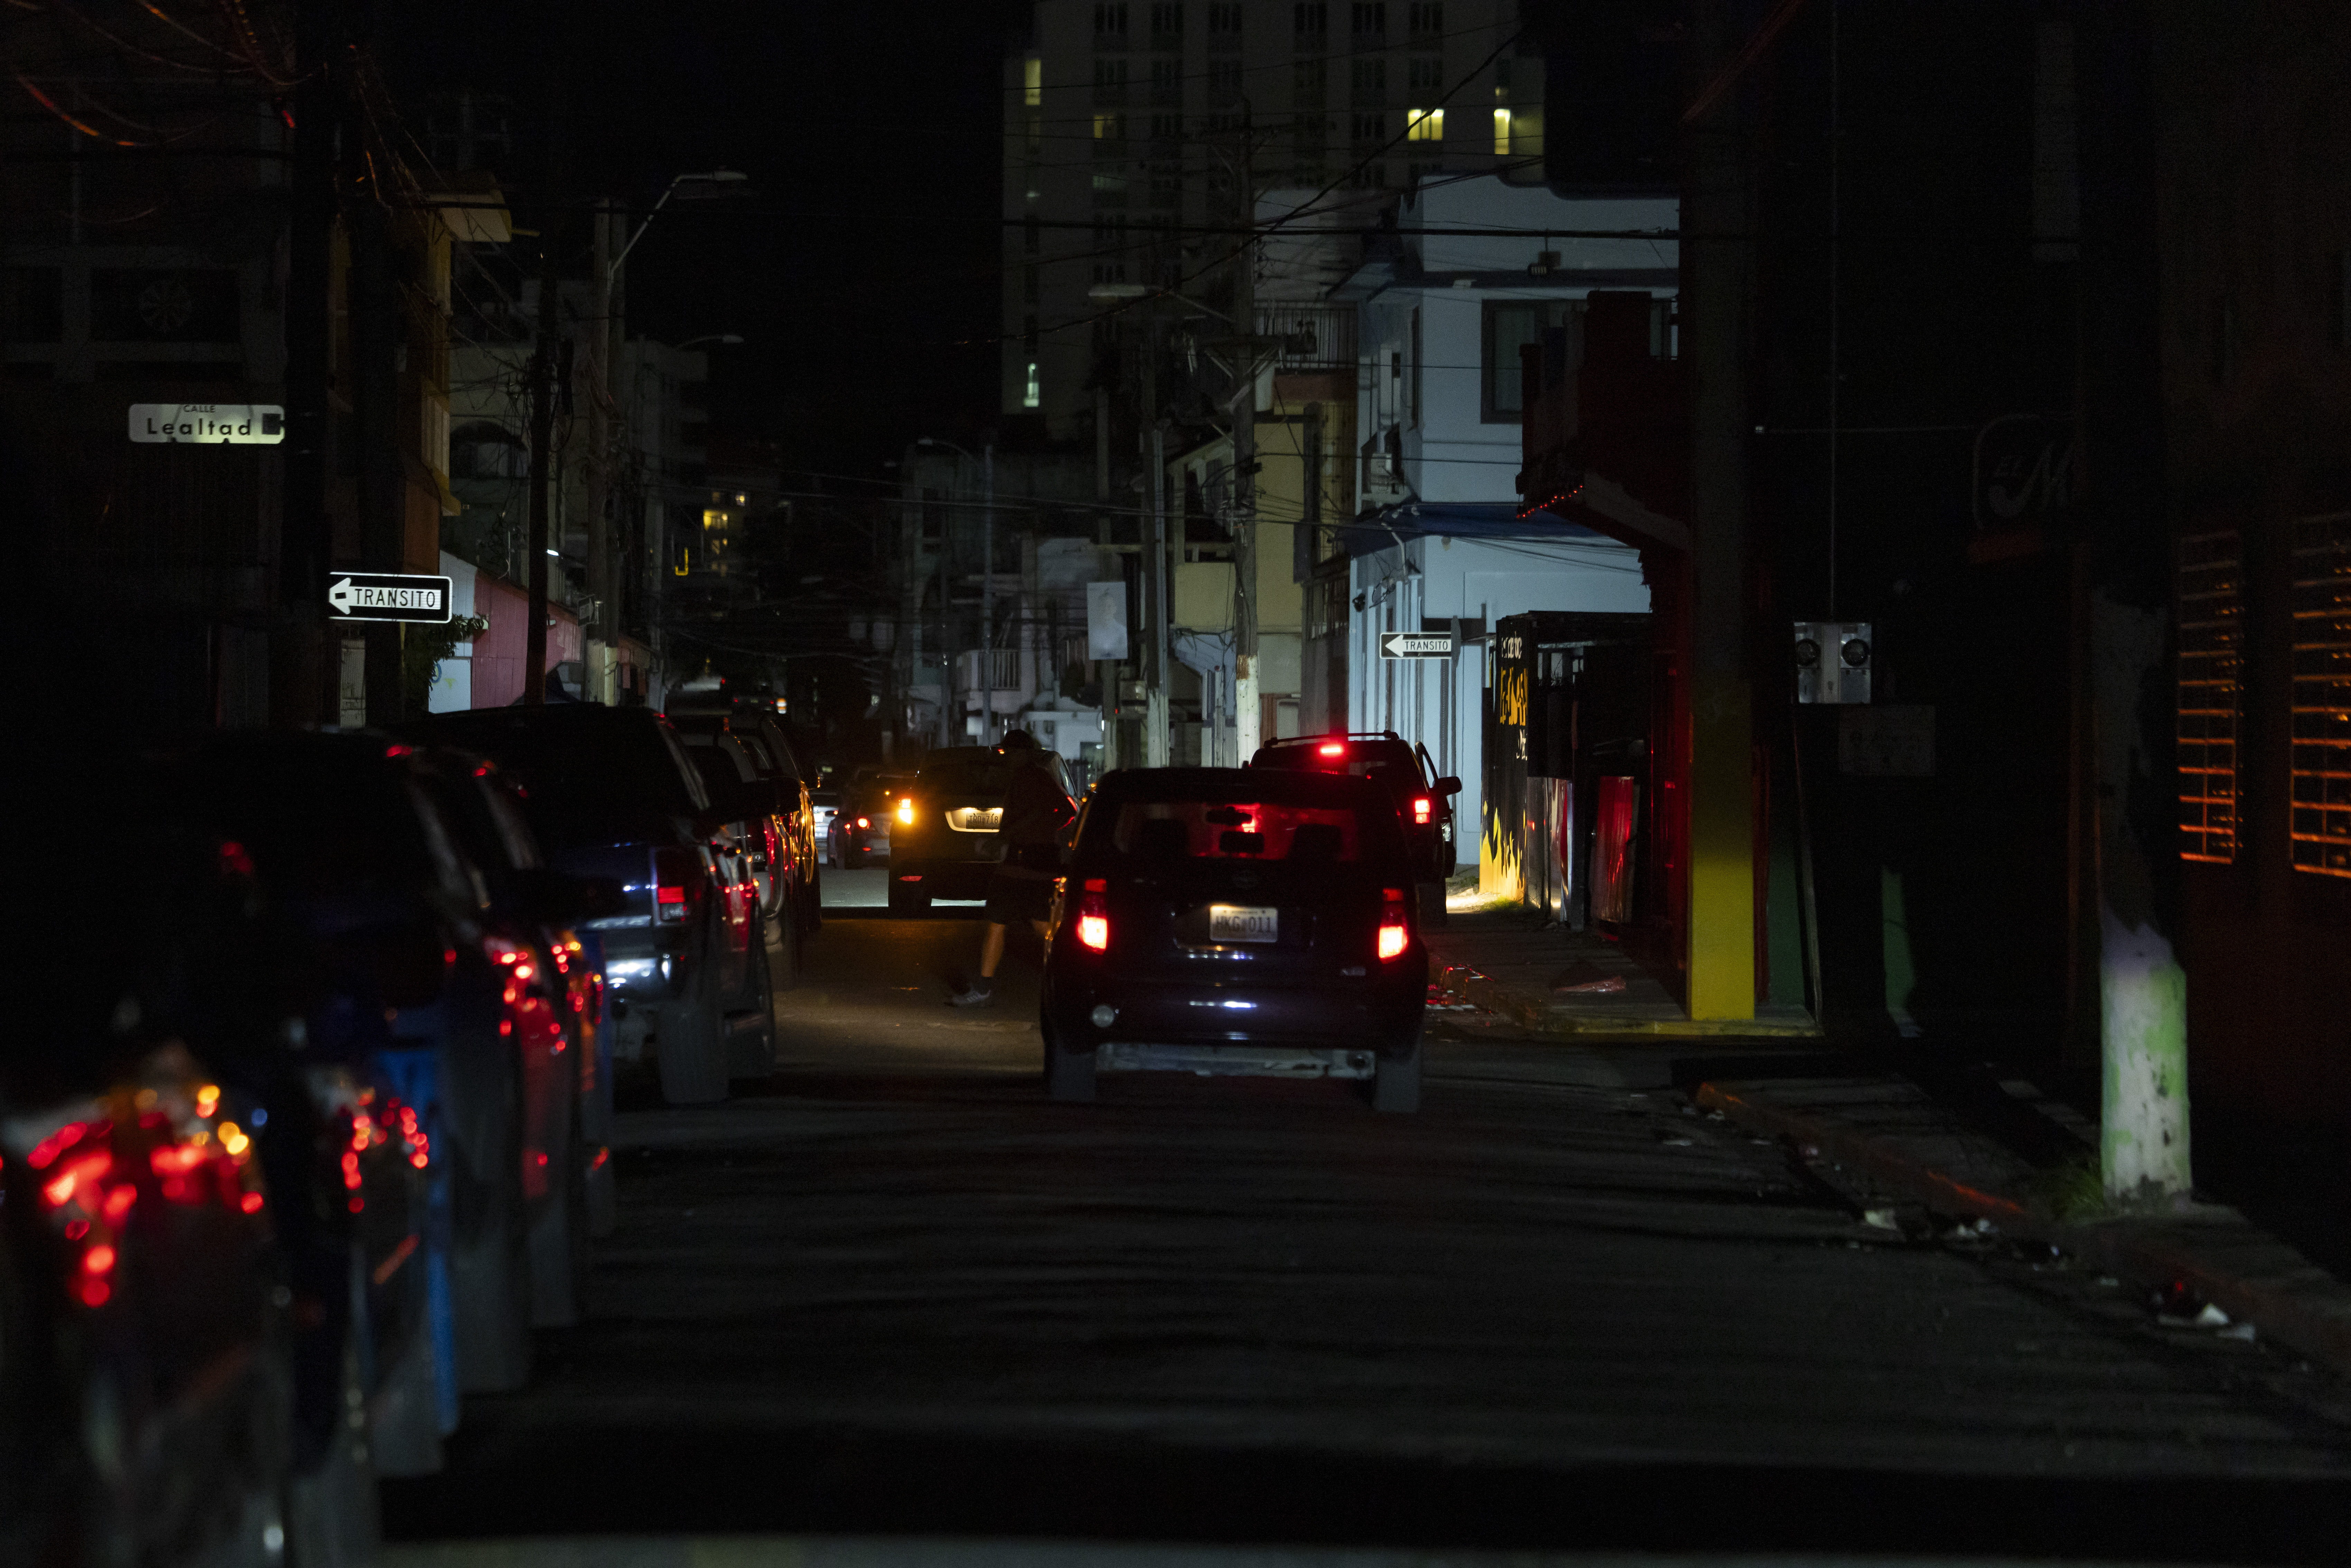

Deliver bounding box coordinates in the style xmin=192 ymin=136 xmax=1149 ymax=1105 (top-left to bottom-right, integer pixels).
xmin=920 ymin=760 xmax=1014 ymax=796
xmin=1107 ymin=801 xmax=1373 ymax=862
xmin=1081 ymin=773 xmax=1406 ymax=866
xmin=1254 ymin=740 xmax=1423 ymax=790
xmin=408 ymin=712 xmax=708 ymax=846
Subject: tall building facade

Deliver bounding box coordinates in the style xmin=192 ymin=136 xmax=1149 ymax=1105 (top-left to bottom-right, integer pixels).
xmin=1002 ymin=0 xmax=1546 ymax=437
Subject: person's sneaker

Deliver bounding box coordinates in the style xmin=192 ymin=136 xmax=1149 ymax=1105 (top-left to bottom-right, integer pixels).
xmin=947 ymin=981 xmax=995 ymax=1008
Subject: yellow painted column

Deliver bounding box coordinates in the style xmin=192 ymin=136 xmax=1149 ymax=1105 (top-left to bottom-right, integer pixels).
xmin=1686 ymin=671 xmax=1755 ymax=1019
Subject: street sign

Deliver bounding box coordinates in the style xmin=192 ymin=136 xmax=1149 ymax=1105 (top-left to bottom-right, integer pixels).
xmin=128 ymin=403 xmax=284 ymax=445
xmin=327 ymin=573 xmax=453 ymax=624
xmin=1086 ymin=580 xmax=1129 ymax=660
xmin=1379 ymin=631 xmax=1454 ymax=659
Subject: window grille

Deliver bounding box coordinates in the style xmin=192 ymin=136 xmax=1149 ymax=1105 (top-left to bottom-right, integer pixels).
xmin=2177 ymin=529 xmax=2243 ymax=863
xmin=2289 ymin=513 xmax=2351 ymax=877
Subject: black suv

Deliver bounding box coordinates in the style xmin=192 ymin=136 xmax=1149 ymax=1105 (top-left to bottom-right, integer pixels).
xmin=888 ymin=746 xmax=1072 ymax=913
xmin=1249 ymin=731 xmax=1461 ymax=883
xmin=405 ymin=706 xmax=753 ymax=1106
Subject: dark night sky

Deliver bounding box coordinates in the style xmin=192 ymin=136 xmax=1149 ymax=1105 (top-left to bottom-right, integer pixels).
xmin=388 ymin=0 xmax=1025 ymax=473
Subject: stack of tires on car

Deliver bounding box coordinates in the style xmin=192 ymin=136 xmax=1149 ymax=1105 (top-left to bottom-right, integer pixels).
xmin=2 ymin=702 xmax=810 ymax=1564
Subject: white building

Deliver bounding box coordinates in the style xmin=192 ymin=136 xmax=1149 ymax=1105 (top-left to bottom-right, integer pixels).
xmin=1331 ymin=175 xmax=1677 ymax=847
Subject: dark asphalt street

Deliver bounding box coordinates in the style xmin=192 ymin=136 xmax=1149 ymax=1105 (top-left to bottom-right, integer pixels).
xmin=384 ymin=874 xmax=2351 ymax=1562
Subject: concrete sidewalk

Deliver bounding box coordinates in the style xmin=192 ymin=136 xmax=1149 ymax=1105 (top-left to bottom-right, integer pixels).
xmin=1424 ymin=903 xmax=1819 ymax=1039
xmin=1693 ymin=1072 xmax=2351 ymax=1381
xmin=1421 ymin=902 xmax=2349 ymax=1379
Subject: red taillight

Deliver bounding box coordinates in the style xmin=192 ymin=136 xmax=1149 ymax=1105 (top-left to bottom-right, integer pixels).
xmin=855 ymin=816 xmax=870 ymax=829
xmin=484 ymin=934 xmax=535 ymax=982
xmin=1377 ymin=886 xmax=1409 ymax=962
xmin=1317 ymin=741 xmax=1346 ymax=757
xmin=1412 ymin=796 xmax=1431 ymax=824
xmin=1076 ymin=877 xmax=1110 ymax=952
xmin=653 ymin=847 xmax=696 ymax=923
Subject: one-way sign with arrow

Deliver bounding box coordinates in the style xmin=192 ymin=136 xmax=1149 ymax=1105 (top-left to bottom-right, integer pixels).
xmin=1379 ymin=631 xmax=1454 ymax=659
xmin=327 ymin=573 xmax=453 ymax=624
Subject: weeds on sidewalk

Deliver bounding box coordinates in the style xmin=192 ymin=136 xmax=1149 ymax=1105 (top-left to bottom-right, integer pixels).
xmin=2027 ymin=1151 xmax=2108 ymax=1222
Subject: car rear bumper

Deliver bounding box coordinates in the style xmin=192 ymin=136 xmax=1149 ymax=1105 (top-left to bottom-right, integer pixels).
xmin=1095 ymin=1041 xmax=1380 ymax=1079
xmin=892 ymin=857 xmax=995 ymax=899
xmin=1044 ymin=966 xmax=1424 ymax=1056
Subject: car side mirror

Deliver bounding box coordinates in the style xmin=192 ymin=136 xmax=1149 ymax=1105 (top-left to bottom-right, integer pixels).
xmin=1435 ymin=776 xmax=1463 ymax=796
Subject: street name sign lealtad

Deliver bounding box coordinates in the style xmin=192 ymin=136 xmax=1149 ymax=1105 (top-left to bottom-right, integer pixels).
xmin=1380 ymin=631 xmax=1455 ymax=659
xmin=127 ymin=404 xmax=285 ymax=445
xmin=327 ymin=573 xmax=453 ymax=624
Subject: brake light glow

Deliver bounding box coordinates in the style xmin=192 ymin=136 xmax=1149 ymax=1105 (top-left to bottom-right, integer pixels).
xmin=1076 ymin=877 xmax=1110 ymax=952
xmin=653 ymin=847 xmax=696 ymax=923
xmin=855 ymin=816 xmax=870 ymax=829
xmin=1412 ymin=796 xmax=1432 ymax=825
xmin=897 ymin=797 xmax=915 ymax=825
xmin=1317 ymin=741 xmax=1346 ymax=757
xmin=1377 ymin=886 xmax=1409 ymax=962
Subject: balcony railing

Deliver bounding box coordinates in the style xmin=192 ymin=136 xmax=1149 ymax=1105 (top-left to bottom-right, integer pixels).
xmin=1257 ymin=304 xmax=1354 ymax=372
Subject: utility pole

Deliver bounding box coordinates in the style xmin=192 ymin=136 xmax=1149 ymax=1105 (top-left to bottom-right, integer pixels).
xmin=352 ymin=179 xmax=403 ymax=725
xmin=1229 ymin=115 xmax=1262 ymax=768
xmin=1681 ymin=0 xmax=1757 ymax=1020
xmin=1142 ymin=307 xmax=1170 ymax=767
xmin=277 ymin=0 xmax=340 ymax=726
xmin=981 ymin=440 xmax=995 ymax=745
xmin=587 ymin=198 xmax=613 ymax=701
xmin=937 ymin=475 xmax=956 ymax=746
xmin=525 ymin=237 xmax=557 ymax=705
xmin=2075 ymin=6 xmax=2191 ymax=1205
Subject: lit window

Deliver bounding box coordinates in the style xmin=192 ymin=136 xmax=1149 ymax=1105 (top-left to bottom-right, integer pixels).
xmin=1024 ymin=57 xmax=1042 ymax=107
xmin=1024 ymin=362 xmax=1041 ymax=409
xmin=1493 ymin=107 xmax=1511 ymax=155
xmin=702 ymin=508 xmax=730 ymax=532
xmin=2289 ymin=514 xmax=2351 ymax=878
xmin=2177 ymin=529 xmax=2242 ymax=864
xmin=1406 ymin=107 xmax=1443 ymax=142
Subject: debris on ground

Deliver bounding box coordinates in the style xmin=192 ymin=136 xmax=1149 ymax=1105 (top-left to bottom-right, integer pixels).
xmin=1552 ymin=974 xmax=1627 ymax=995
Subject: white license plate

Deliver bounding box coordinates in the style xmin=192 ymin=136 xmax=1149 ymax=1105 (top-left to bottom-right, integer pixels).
xmin=1209 ymin=905 xmax=1279 ymax=942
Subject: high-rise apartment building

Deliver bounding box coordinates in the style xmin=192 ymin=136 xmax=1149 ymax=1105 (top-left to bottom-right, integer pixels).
xmin=1002 ymin=0 xmax=1545 ymax=437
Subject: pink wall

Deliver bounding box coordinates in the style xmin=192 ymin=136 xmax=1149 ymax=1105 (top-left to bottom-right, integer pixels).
xmin=469 ymin=574 xmax=581 ymax=708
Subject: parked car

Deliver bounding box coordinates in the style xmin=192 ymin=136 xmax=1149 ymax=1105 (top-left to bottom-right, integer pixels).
xmin=3 ymin=760 xmax=444 ymax=1562
xmin=828 ymin=771 xmax=911 ymax=868
xmin=811 ymin=786 xmax=842 ymax=855
xmin=170 ymin=731 xmax=556 ymax=1399
xmin=889 ymin=747 xmax=1070 ymax=913
xmin=405 ymin=706 xmax=752 ymax=1106
xmin=1038 ymin=767 xmax=1428 ymax=1112
xmin=2 ymin=1039 xmax=295 ymax=1566
xmin=1250 ymin=731 xmax=1463 ymax=884
xmin=668 ymin=711 xmax=813 ymax=978
xmin=664 ymin=691 xmax=822 ymax=942
xmin=408 ymin=748 xmax=622 ymax=1318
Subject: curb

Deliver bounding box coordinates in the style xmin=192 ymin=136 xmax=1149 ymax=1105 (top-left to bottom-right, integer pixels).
xmin=1434 ymin=962 xmax=1824 ymax=1041
xmin=1696 ymin=1080 xmax=2351 ymax=1381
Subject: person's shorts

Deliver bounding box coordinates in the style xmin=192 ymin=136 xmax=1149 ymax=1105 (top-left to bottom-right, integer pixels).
xmin=983 ymin=869 xmax=1054 ymax=925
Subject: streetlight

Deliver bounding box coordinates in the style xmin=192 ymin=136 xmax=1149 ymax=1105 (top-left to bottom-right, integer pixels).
xmin=610 ymin=170 xmax=750 ymax=280
xmin=917 ymin=436 xmax=996 ymax=747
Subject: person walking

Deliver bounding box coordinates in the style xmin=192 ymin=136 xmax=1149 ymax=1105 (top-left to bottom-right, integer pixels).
xmin=948 ymin=729 xmax=1076 ymax=1007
